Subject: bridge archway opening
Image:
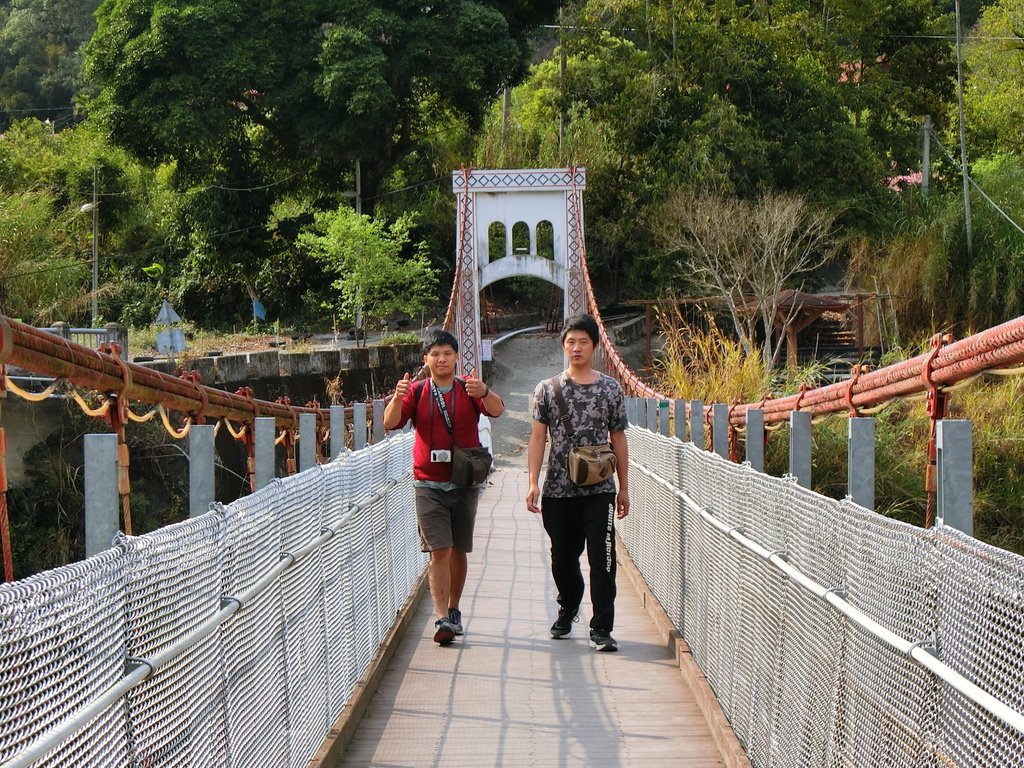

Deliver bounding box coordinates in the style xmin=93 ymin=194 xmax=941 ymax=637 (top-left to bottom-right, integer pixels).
xmin=452 ymin=168 xmax=587 ymax=376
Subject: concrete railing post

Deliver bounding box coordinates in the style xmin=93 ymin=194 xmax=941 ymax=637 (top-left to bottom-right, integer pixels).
xmin=646 ymin=399 xmax=657 ymax=432
xmin=104 ymin=321 xmax=128 ymax=352
xmin=299 ymin=412 xmax=318 ymax=472
xmin=85 ymin=433 xmax=119 ymax=557
xmin=674 ymin=399 xmax=687 ymax=441
xmin=254 ymin=416 xmax=276 ymax=490
xmin=789 ymin=411 xmax=812 ymax=488
xmin=372 ymin=399 xmax=385 ymax=443
xmin=712 ymin=403 xmax=729 ymax=459
xmin=352 ymin=402 xmax=368 ymax=450
xmin=848 ymin=417 xmax=875 ymax=510
xmin=658 ymin=400 xmax=671 ymax=436
xmin=689 ymin=400 xmax=704 ymax=449
xmin=188 ymin=424 xmax=216 ymax=518
xmin=746 ymin=409 xmax=765 ymax=472
xmin=330 ymin=405 xmax=347 ymax=460
xmin=937 ymin=419 xmax=973 ymax=535
xmin=49 ymin=321 xmax=71 ymax=340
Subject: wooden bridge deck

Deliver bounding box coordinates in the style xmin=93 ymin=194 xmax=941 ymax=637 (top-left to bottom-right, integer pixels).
xmin=320 ymin=466 xmax=745 ymax=767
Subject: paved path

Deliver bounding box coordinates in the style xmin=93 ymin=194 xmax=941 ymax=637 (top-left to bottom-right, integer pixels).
xmin=340 ymin=465 xmax=729 ymax=767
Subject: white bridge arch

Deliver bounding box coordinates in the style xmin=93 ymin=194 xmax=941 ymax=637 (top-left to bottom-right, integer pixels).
xmin=450 ymin=168 xmax=587 ymax=376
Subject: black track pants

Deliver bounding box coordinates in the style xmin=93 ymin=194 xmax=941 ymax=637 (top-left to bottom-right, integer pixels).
xmin=541 ymin=493 xmax=617 ymax=632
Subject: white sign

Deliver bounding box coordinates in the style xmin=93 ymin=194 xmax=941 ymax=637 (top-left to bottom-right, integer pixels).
xmin=481 ymin=338 xmax=493 ymax=362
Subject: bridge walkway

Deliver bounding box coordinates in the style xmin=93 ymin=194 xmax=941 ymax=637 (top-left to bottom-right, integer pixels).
xmin=336 ymin=462 xmax=733 ymax=767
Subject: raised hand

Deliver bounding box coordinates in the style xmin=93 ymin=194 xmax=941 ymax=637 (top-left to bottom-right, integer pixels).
xmin=464 ymin=368 xmax=488 ymax=398
xmin=393 ymin=371 xmax=412 ymax=400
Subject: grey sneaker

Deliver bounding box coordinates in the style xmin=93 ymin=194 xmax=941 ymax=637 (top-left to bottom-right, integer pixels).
xmin=433 ymin=618 xmax=456 ymax=645
xmin=589 ymin=629 xmax=618 ymax=652
xmin=448 ymin=608 xmax=464 ymax=635
xmin=550 ymin=606 xmax=579 ymax=638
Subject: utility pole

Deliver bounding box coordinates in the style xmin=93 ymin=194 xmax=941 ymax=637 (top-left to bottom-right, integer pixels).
xmin=343 ymin=160 xmax=362 ymax=215
xmin=355 ymin=159 xmax=362 ymax=215
xmin=501 ymin=87 xmax=511 ymax=159
xmin=558 ymin=7 xmax=566 ymax=162
xmin=79 ymin=168 xmax=100 ymax=326
xmin=922 ymin=115 xmax=931 ymax=198
xmin=955 ymin=0 xmax=973 ymax=254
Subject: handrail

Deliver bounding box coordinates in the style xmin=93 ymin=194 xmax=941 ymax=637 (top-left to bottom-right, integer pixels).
xmin=629 ymin=456 xmax=1024 ymax=737
xmin=0 ymin=314 xmax=333 ymax=429
xmin=0 ymin=471 xmax=408 ymax=768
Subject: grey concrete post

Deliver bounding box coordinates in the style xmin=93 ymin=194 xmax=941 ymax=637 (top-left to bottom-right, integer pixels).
xmin=937 ymin=420 xmax=973 ymax=535
xmin=299 ymin=412 xmax=318 ymax=472
xmin=49 ymin=321 xmax=71 ymax=340
xmin=254 ymin=416 xmax=276 ymax=490
xmin=645 ymin=399 xmax=657 ymax=432
xmin=188 ymin=424 xmax=216 ymax=518
xmin=330 ymin=405 xmax=347 ymax=459
xmin=746 ymin=409 xmax=765 ymax=472
xmin=712 ymin=403 xmax=729 ymax=459
xmin=85 ymin=433 xmax=119 ymax=557
xmin=634 ymin=398 xmax=647 ymax=430
xmin=689 ymin=400 xmax=704 ymax=448
xmin=848 ymin=417 xmax=875 ymax=510
xmin=352 ymin=402 xmax=368 ymax=450
xmin=658 ymin=400 xmax=671 ymax=436
xmin=789 ymin=411 xmax=812 ymax=488
xmin=104 ymin=321 xmax=128 ymax=351
xmin=372 ymin=399 xmax=385 ymax=443
xmin=674 ymin=400 xmax=687 ymax=441
xmin=625 ymin=397 xmax=636 ymax=426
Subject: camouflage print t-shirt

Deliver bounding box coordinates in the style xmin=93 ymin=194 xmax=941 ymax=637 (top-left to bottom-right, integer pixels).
xmin=532 ymin=371 xmax=628 ymax=498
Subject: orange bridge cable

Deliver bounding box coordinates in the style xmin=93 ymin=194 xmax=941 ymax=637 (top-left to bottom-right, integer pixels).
xmin=726 ymin=315 xmax=1024 ymax=427
xmin=0 ymin=314 xmax=331 ymax=430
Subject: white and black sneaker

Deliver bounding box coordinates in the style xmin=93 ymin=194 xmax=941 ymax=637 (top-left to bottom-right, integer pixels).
xmin=550 ymin=606 xmax=579 ymax=638
xmin=433 ymin=618 xmax=456 ymax=645
xmin=589 ymin=629 xmax=618 ymax=652
xmin=448 ymin=608 xmax=464 ymax=635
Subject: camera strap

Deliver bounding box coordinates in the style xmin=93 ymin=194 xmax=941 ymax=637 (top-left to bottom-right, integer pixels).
xmin=550 ymin=375 xmax=578 ymax=446
xmin=430 ymin=380 xmax=459 ymax=448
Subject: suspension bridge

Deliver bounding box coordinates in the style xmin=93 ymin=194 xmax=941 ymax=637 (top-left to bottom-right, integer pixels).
xmin=2 ymin=168 xmax=1024 ymax=767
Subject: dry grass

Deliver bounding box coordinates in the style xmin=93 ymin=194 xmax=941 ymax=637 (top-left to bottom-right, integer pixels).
xmin=652 ymin=305 xmax=773 ymax=403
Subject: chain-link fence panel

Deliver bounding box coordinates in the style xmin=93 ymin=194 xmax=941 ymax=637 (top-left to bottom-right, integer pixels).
xmin=622 ymin=426 xmax=1024 ymax=768
xmin=0 ymin=432 xmax=420 ymax=768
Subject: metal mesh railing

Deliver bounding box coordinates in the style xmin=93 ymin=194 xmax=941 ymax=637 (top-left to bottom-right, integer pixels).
xmin=619 ymin=425 xmax=1024 ymax=767
xmin=0 ymin=432 xmax=424 ymax=768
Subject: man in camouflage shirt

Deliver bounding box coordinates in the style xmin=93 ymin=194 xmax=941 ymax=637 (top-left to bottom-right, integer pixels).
xmin=526 ymin=313 xmax=630 ymax=652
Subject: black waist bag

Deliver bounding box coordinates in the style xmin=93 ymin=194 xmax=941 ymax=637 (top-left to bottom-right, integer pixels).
xmin=451 ymin=446 xmax=492 ymax=487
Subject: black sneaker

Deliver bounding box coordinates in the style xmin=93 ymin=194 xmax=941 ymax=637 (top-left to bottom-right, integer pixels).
xmin=589 ymin=629 xmax=618 ymax=652
xmin=433 ymin=618 xmax=456 ymax=645
xmin=448 ymin=608 xmax=464 ymax=635
xmin=550 ymin=606 xmax=579 ymax=638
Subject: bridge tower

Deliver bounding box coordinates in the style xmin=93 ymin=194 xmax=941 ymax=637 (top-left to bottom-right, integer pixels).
xmin=451 ymin=167 xmax=587 ymax=376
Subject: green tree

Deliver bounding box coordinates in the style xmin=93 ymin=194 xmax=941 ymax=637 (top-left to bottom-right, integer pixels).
xmin=83 ymin=0 xmax=555 ymax=313
xmin=298 ymin=205 xmax=438 ymax=341
xmin=0 ymin=0 xmax=101 ymax=130
xmin=964 ymin=0 xmax=1024 ymax=158
xmin=814 ymin=0 xmax=956 ymax=174
xmin=84 ymin=0 xmax=556 ymax=202
xmin=0 ymin=189 xmax=89 ymax=322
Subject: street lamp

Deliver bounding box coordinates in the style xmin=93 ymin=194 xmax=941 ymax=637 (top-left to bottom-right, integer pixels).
xmin=80 ymin=167 xmax=99 ymax=326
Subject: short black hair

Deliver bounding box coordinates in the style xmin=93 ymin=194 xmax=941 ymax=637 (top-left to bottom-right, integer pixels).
xmin=560 ymin=313 xmax=600 ymax=346
xmin=421 ymin=329 xmax=459 ymax=355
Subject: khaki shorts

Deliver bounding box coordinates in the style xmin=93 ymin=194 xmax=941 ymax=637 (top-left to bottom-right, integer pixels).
xmin=415 ymin=486 xmax=480 ymax=553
